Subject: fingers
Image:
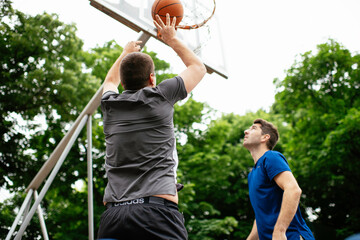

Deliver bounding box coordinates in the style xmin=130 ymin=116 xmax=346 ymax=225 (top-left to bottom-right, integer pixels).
xmin=166 ymin=13 xmax=170 ymax=26
xmin=155 ymin=14 xmax=165 ymax=28
xmin=153 ymin=14 xmax=176 ymax=41
xmin=153 ymin=19 xmax=161 ymax=30
xmin=134 ymin=41 xmax=142 ymax=50
xmin=125 ymin=40 xmax=142 ymax=52
xmin=154 ymin=14 xmax=175 ymax=27
xmin=172 ymin=16 xmax=177 ymax=27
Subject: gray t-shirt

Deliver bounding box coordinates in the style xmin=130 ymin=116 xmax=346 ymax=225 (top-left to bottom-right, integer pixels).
xmin=101 ymin=76 xmax=187 ymax=202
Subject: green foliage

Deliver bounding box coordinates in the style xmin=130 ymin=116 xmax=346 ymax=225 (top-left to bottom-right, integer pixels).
xmin=188 ymin=216 xmax=238 ymax=240
xmin=2 ymin=2 xmax=359 ymax=240
xmin=0 ymin=5 xmax=100 ymax=195
xmin=273 ymin=39 xmax=360 ymax=239
xmin=176 ymin=110 xmax=290 ymax=239
xmin=0 ymin=0 xmax=13 ymax=18
xmin=0 ymin=5 xmax=101 ymax=238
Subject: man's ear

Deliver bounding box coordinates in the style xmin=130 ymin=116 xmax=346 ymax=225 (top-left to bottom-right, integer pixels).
xmin=261 ymin=134 xmax=270 ymax=143
xmin=149 ymin=73 xmax=156 ymax=87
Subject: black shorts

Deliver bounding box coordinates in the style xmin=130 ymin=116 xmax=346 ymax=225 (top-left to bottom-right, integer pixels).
xmin=97 ymin=196 xmax=188 ymax=240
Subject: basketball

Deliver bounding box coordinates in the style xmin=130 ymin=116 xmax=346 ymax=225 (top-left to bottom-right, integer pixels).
xmin=152 ymin=0 xmax=184 ymax=26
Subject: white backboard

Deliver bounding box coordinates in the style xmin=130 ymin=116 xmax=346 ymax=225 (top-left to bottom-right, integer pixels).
xmin=90 ymin=0 xmax=227 ymax=79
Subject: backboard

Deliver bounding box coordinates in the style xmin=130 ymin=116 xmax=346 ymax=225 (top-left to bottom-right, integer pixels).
xmin=89 ymin=0 xmax=227 ymax=79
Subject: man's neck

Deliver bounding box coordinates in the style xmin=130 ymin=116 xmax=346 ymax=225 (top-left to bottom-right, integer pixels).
xmin=249 ymin=145 xmax=270 ymax=164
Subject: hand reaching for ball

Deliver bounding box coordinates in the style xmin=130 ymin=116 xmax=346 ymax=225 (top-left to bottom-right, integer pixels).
xmin=153 ymin=13 xmax=177 ymax=43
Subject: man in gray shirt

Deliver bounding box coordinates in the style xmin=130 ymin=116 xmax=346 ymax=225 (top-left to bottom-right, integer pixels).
xmin=97 ymin=14 xmax=207 ymax=239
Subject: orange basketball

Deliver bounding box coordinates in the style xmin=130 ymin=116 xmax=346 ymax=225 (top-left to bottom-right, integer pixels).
xmin=152 ymin=0 xmax=184 ymax=27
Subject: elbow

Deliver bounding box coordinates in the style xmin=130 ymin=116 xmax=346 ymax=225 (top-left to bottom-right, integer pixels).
xmin=286 ymin=184 xmax=302 ymax=198
xmin=294 ymin=186 xmax=302 ymax=199
xmin=192 ymin=62 xmax=206 ymax=78
xmin=199 ymin=63 xmax=207 ymax=77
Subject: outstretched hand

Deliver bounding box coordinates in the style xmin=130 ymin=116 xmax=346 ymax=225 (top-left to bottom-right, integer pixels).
xmin=153 ymin=13 xmax=177 ymax=43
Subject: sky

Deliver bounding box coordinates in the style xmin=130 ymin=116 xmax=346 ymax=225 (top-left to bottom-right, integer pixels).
xmin=10 ymin=0 xmax=360 ymax=116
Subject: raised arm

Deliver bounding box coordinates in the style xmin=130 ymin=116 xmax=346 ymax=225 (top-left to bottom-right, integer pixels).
xmin=102 ymin=41 xmax=142 ymax=94
xmin=154 ymin=14 xmax=207 ymax=93
xmin=273 ymin=171 xmax=302 ymax=240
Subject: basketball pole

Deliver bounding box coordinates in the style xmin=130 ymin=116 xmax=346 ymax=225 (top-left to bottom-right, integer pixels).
xmin=14 ymin=115 xmax=90 ymax=240
xmin=138 ymin=31 xmax=151 ymax=49
xmin=87 ymin=115 xmax=94 ymax=240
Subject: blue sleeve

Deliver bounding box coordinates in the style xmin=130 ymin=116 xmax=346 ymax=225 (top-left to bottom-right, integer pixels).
xmin=264 ymin=151 xmax=291 ymax=181
xmin=156 ymin=76 xmax=187 ymax=105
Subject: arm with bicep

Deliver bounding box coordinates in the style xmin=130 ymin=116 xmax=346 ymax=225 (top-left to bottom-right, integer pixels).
xmin=272 ymin=171 xmax=302 ymax=240
xmin=154 ymin=14 xmax=207 ymax=93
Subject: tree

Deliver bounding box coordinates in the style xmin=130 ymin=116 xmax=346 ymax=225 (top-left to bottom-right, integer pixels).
xmin=0 ymin=4 xmax=100 ymax=237
xmin=177 ymin=110 xmax=291 ymax=239
xmin=0 ymin=4 xmax=210 ymax=238
xmin=273 ymin=39 xmax=360 ymax=239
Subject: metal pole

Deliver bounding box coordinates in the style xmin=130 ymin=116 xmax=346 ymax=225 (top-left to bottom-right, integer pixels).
xmin=18 ymin=193 xmax=32 ymax=240
xmin=5 ymin=189 xmax=33 ymax=240
xmin=87 ymin=115 xmax=94 ymax=240
xmin=14 ymin=115 xmax=89 ymax=240
xmin=138 ymin=31 xmax=151 ymax=49
xmin=34 ymin=191 xmax=49 ymax=240
xmin=26 ymin=85 xmax=103 ymax=192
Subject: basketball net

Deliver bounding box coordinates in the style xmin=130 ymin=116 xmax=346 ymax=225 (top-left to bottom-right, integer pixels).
xmin=176 ymin=0 xmax=216 ymax=55
xmin=177 ymin=0 xmax=216 ymax=30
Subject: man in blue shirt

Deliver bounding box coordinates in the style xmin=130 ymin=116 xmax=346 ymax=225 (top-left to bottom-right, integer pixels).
xmin=243 ymin=119 xmax=315 ymax=240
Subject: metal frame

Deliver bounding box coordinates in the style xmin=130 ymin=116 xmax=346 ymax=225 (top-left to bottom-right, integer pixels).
xmin=6 ymin=86 xmax=101 ymax=239
xmin=89 ymin=0 xmax=228 ymax=79
xmin=6 ymin=32 xmax=151 ymax=240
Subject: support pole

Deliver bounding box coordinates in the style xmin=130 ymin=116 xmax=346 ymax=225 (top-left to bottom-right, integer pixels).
xmin=8 ymin=31 xmax=154 ymax=240
xmin=5 ymin=189 xmax=33 ymax=240
xmin=34 ymin=191 xmax=49 ymax=240
xmin=18 ymin=194 xmax=32 ymax=240
xmin=14 ymin=115 xmax=89 ymax=240
xmin=87 ymin=115 xmax=94 ymax=240
xmin=26 ymin=85 xmax=103 ymax=192
xmin=138 ymin=31 xmax=151 ymax=49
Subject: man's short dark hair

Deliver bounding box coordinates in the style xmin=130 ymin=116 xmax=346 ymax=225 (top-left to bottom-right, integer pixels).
xmin=254 ymin=118 xmax=279 ymax=150
xmin=120 ymin=52 xmax=155 ymax=90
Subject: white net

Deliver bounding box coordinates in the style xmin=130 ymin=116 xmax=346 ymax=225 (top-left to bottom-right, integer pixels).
xmin=90 ymin=0 xmax=226 ymax=77
xmin=178 ymin=0 xmax=215 ymax=55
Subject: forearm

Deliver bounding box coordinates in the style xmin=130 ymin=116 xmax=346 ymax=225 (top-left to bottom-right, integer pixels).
xmin=103 ymin=41 xmax=142 ymax=94
xmin=274 ymin=187 xmax=302 ymax=234
xmin=169 ymin=37 xmax=206 ymax=92
xmin=167 ymin=36 xmax=203 ymax=69
xmin=104 ymin=51 xmax=128 ymax=90
xmin=154 ymin=14 xmax=206 ymax=93
xmin=247 ymin=220 xmax=259 ymax=240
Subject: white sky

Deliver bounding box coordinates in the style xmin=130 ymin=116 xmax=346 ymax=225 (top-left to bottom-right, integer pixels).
xmin=11 ymin=0 xmax=360 ymax=115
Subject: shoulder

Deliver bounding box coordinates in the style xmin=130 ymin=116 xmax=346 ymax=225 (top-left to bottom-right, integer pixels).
xmin=157 ymin=76 xmax=185 ymax=89
xmin=264 ymin=151 xmax=286 ymax=161
xmin=101 ymin=90 xmax=119 ymax=101
xmin=257 ymin=151 xmax=286 ymax=168
xmin=156 ymin=76 xmax=187 ymax=104
xmin=263 ymin=151 xmax=291 ymax=180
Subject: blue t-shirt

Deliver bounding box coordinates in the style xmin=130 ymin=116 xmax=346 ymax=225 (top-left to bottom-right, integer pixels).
xmin=248 ymin=150 xmax=315 ymax=240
